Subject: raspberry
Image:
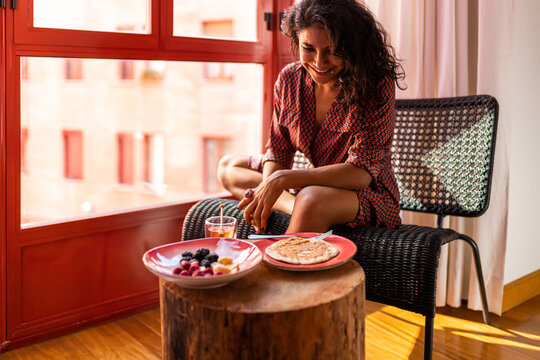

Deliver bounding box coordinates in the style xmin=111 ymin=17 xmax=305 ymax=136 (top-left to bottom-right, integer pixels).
xmin=173 ymin=267 xmax=182 ymax=275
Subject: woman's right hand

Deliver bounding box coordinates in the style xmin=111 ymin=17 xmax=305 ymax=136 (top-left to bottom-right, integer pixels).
xmin=238 ymin=170 xmax=287 ymax=233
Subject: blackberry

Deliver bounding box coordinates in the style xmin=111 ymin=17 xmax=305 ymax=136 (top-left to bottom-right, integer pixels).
xmin=200 ymin=259 xmax=211 ymax=268
xmin=206 ymin=253 xmax=219 ymax=263
xmin=180 ymin=256 xmax=192 ymax=263
xmin=194 ymin=248 xmax=210 ymax=260
xmin=182 ymin=251 xmax=193 ymax=258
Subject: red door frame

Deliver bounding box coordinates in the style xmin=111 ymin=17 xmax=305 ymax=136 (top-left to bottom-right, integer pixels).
xmin=2 ymin=0 xmax=290 ymax=350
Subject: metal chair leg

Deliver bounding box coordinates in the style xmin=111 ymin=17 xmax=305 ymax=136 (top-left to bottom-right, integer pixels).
xmin=424 ymin=315 xmax=434 ymax=360
xmin=460 ymin=234 xmax=492 ymax=325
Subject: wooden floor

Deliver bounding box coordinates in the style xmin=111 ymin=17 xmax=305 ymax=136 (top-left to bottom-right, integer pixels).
xmin=2 ymin=294 xmax=540 ymax=359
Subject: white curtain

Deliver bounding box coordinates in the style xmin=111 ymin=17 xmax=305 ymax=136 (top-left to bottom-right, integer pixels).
xmin=365 ymin=0 xmax=510 ymax=315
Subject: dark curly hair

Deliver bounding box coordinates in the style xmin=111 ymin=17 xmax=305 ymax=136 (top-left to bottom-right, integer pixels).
xmin=281 ymin=0 xmax=405 ymax=104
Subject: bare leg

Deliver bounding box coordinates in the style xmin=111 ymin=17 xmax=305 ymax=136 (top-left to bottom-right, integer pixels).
xmin=286 ymin=186 xmax=359 ymax=233
xmin=217 ymin=154 xmax=295 ymax=214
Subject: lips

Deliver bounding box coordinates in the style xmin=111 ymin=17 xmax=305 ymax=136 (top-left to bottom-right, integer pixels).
xmin=310 ymin=66 xmax=333 ymax=76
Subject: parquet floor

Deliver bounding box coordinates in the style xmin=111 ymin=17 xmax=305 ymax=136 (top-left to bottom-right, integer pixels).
xmin=2 ymin=294 xmax=539 ymax=359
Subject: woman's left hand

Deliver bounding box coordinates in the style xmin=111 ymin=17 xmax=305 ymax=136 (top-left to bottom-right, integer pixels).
xmin=238 ymin=171 xmax=285 ymax=233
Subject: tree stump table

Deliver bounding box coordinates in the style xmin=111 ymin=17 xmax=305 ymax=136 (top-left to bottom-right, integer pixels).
xmin=160 ymin=260 xmax=365 ymax=360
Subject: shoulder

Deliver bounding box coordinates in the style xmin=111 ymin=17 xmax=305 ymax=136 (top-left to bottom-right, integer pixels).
xmin=276 ymin=62 xmax=304 ymax=85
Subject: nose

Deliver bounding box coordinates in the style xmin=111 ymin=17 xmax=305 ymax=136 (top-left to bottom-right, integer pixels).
xmin=313 ymin=52 xmax=328 ymax=69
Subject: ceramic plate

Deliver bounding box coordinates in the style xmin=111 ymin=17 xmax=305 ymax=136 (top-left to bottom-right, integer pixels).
xmin=142 ymin=238 xmax=262 ymax=289
xmin=254 ymin=232 xmax=357 ymax=271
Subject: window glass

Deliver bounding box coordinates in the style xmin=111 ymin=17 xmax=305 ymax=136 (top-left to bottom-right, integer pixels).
xmin=20 ymin=57 xmax=263 ymax=226
xmin=173 ymin=0 xmax=258 ymax=41
xmin=33 ymin=0 xmax=150 ymax=34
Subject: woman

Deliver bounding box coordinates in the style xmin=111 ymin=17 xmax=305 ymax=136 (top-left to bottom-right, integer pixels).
xmin=218 ymin=0 xmax=405 ymax=233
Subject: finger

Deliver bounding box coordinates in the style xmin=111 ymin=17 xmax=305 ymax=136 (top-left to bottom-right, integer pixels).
xmin=252 ymin=201 xmax=263 ymax=231
xmin=243 ymin=200 xmax=256 ymax=225
xmin=244 ymin=189 xmax=254 ymax=198
xmin=238 ymin=196 xmax=253 ymax=210
xmin=260 ymin=206 xmax=272 ymax=231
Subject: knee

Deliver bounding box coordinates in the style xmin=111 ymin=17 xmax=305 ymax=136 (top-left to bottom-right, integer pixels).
xmin=293 ymin=186 xmax=328 ymax=219
xmin=217 ymin=154 xmax=235 ymax=188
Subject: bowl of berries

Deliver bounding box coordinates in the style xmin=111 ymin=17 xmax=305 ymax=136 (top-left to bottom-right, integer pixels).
xmin=142 ymin=237 xmax=263 ymax=289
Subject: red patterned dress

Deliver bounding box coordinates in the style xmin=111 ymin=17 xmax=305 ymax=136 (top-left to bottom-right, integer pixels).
xmin=250 ymin=62 xmax=401 ymax=228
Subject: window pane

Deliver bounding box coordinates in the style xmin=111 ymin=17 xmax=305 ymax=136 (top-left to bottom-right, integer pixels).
xmin=20 ymin=57 xmax=263 ymax=226
xmin=173 ymin=0 xmax=258 ymax=41
xmin=33 ymin=0 xmax=150 ymax=34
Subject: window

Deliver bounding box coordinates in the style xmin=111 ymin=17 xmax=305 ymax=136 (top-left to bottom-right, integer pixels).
xmin=63 ymin=130 xmax=83 ymax=180
xmin=143 ymin=133 xmax=164 ymax=184
xmin=117 ymin=133 xmax=134 ymax=185
xmin=173 ymin=1 xmax=258 ymax=41
xmin=33 ymin=0 xmax=150 ymax=34
xmin=21 ymin=128 xmax=28 ymax=173
xmin=119 ymin=60 xmax=135 ymax=80
xmin=65 ymin=59 xmax=82 ymax=80
xmin=203 ymin=20 xmax=234 ymax=80
xmin=203 ymin=137 xmax=232 ymax=193
xmin=21 ymin=57 xmax=29 ymax=80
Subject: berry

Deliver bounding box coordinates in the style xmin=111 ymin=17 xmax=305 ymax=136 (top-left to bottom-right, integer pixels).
xmin=182 ymin=251 xmax=193 ymax=258
xmin=189 ymin=262 xmax=200 ymax=273
xmin=192 ymin=269 xmax=203 ymax=277
xmin=201 ymin=259 xmax=211 ymax=268
xmin=215 ymin=272 xmax=223 ymax=276
xmin=194 ymin=248 xmax=210 ymax=260
xmin=180 ymin=260 xmax=191 ymax=270
xmin=206 ymin=253 xmax=219 ymax=263
xmin=203 ymin=267 xmax=213 ymax=275
xmin=181 ymin=256 xmax=192 ymax=262
xmin=179 ymin=270 xmax=191 ymax=276
xmin=173 ymin=267 xmax=182 ymax=275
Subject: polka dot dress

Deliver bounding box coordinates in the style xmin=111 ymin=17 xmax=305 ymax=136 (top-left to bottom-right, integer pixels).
xmin=253 ymin=62 xmax=401 ymax=229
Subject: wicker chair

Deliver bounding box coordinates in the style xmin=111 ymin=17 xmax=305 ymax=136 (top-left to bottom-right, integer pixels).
xmin=181 ymin=95 xmax=498 ymax=360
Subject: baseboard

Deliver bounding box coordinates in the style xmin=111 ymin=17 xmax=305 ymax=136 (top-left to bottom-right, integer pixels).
xmin=502 ymin=268 xmax=540 ymax=313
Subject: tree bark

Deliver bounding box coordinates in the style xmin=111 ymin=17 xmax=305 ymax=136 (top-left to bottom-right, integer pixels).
xmin=160 ymin=261 xmax=365 ymax=360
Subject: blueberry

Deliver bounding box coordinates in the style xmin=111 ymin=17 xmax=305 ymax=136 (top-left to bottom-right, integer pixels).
xmin=194 ymin=248 xmax=210 ymax=260
xmin=181 ymin=256 xmax=192 ymax=263
xmin=201 ymin=259 xmax=211 ymax=268
xmin=206 ymin=253 xmax=219 ymax=263
xmin=182 ymin=251 xmax=193 ymax=258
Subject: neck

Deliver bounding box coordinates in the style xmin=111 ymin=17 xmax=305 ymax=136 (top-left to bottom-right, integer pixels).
xmin=315 ymin=81 xmax=338 ymax=95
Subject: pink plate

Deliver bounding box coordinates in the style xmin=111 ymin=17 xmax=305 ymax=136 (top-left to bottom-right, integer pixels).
xmin=254 ymin=232 xmax=357 ymax=271
xmin=142 ymin=238 xmax=262 ymax=289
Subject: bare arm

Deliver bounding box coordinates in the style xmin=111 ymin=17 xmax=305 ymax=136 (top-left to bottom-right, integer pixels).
xmin=239 ymin=162 xmax=372 ymax=231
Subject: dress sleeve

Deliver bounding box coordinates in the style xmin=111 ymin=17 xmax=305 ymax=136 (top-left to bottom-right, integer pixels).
xmin=262 ymin=72 xmax=295 ymax=169
xmin=345 ymin=77 xmax=395 ymax=185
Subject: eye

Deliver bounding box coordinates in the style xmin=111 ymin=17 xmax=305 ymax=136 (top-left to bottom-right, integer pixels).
xmin=301 ymin=46 xmax=315 ymax=52
xmin=331 ymin=49 xmax=344 ymax=58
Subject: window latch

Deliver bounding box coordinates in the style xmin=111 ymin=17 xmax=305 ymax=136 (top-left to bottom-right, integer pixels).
xmin=264 ymin=12 xmax=273 ymax=31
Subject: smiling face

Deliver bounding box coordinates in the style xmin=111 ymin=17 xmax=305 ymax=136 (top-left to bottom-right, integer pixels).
xmin=298 ymin=26 xmax=344 ymax=88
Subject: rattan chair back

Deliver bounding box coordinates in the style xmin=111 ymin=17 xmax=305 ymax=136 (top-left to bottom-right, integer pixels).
xmin=393 ymin=95 xmax=498 ymax=217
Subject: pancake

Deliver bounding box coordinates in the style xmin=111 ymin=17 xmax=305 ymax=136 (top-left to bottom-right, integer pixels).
xmin=265 ymin=236 xmax=339 ymax=264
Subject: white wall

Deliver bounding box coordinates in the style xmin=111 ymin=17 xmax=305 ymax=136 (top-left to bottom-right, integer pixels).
xmin=499 ymin=0 xmax=540 ymax=283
